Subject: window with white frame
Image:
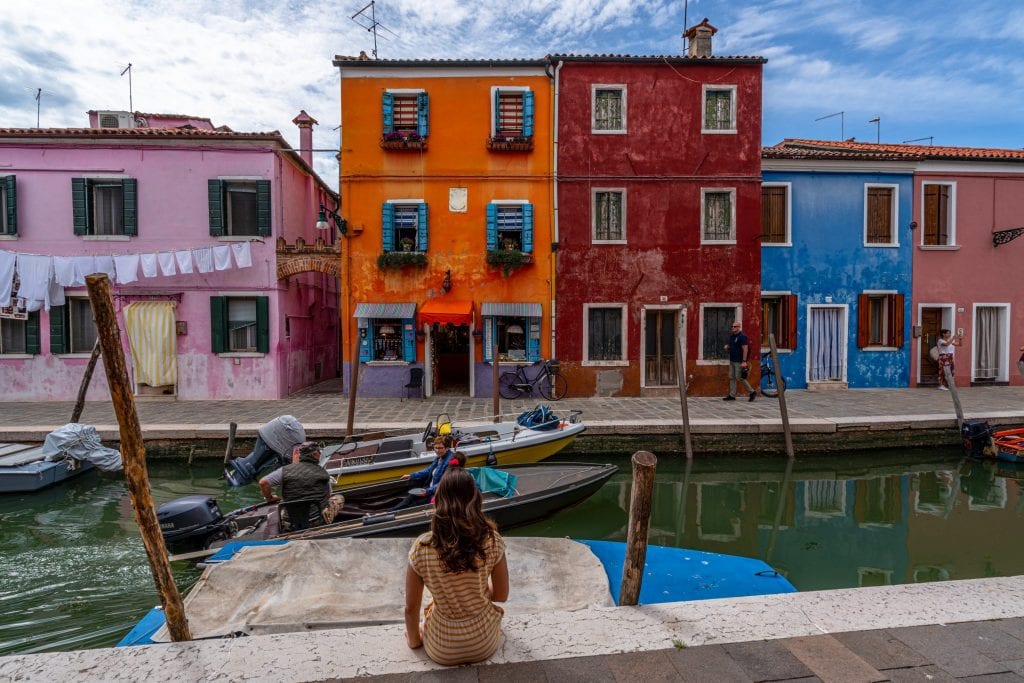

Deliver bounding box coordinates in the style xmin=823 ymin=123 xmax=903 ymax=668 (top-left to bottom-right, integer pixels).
xmin=761 ymin=183 xmax=790 ymax=245
xmin=211 ymin=295 xmax=269 ymax=354
xmin=486 ymin=202 xmax=534 ymax=253
xmin=50 ymin=297 xmax=98 ymax=354
xmin=225 ymin=182 xmax=259 ymax=237
xmin=209 ymin=179 xmax=271 ymax=238
xmin=593 ymin=190 xmax=625 ymax=242
xmin=72 ymin=178 xmax=137 ymax=236
xmin=592 ymin=86 xmax=626 ymax=133
xmin=702 ymin=84 xmax=736 ymax=133
xmin=857 ymin=292 xmax=904 ymax=348
xmin=701 ymin=305 xmax=738 ymax=361
xmin=584 ymin=304 xmax=626 ymax=363
xmin=701 ymin=189 xmax=735 ymax=243
xmin=922 ymin=182 xmax=955 ymax=246
xmin=864 ymin=184 xmax=898 ymax=246
xmin=227 ymin=298 xmax=259 ymax=352
xmin=382 ymin=90 xmax=429 ymax=140
xmin=491 ymin=88 xmax=534 ymax=139
xmin=0 ymin=317 xmax=27 ymax=354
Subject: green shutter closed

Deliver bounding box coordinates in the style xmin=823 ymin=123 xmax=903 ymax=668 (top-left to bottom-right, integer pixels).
xmin=208 ymin=179 xmax=225 ymax=236
xmin=256 ymin=296 xmax=270 ymax=353
xmin=256 ymin=180 xmax=271 ymax=237
xmin=49 ymin=305 xmax=67 ymax=354
xmin=3 ymin=175 xmax=16 ymax=236
xmin=122 ymin=178 xmax=137 ymax=236
xmin=210 ymin=296 xmax=227 ymax=353
xmin=25 ymin=311 xmax=40 ymax=355
xmin=71 ymin=178 xmax=88 ymax=235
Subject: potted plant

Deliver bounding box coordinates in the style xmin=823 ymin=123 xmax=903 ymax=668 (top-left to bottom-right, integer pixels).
xmin=399 ymin=237 xmax=415 ymax=252
xmin=502 ymin=237 xmax=517 ymax=252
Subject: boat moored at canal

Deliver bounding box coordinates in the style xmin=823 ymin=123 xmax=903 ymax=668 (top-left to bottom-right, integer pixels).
xmin=962 ymin=419 xmax=1024 ymax=464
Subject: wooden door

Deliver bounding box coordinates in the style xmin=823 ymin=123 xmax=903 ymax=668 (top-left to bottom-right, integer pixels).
xmin=644 ymin=310 xmax=677 ymax=387
xmin=920 ymin=308 xmax=942 ymax=385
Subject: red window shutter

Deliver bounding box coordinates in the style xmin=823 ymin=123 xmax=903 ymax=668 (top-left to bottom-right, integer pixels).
xmin=890 ymin=294 xmax=905 ymax=348
xmin=923 ymin=184 xmax=939 ymax=245
xmin=857 ymin=294 xmax=870 ymax=348
xmin=785 ymin=294 xmax=798 ymax=350
xmin=867 ymin=188 xmax=893 ymax=243
xmin=761 ymin=186 xmax=786 ymax=243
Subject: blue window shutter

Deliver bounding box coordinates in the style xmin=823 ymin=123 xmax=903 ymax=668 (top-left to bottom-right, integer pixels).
xmin=72 ymin=178 xmax=88 ymax=235
xmin=486 ymin=203 xmax=497 ymax=251
xmin=382 ymin=92 xmax=395 ymax=134
xmin=483 ymin=317 xmax=494 ymax=362
xmin=382 ymin=203 xmax=395 ymax=251
xmin=522 ymin=204 xmax=534 ymax=253
xmin=417 ymin=92 xmax=429 ymax=137
xmin=256 ymin=180 xmax=272 ymax=237
xmin=256 ymin=296 xmax=270 ymax=353
xmin=417 ymin=203 xmax=428 ymax=251
xmin=210 ymin=297 xmax=227 ymax=353
xmin=358 ymin=320 xmax=373 ymax=363
xmin=25 ymin=311 xmax=40 ymax=355
xmin=523 ymin=91 xmax=535 ymax=137
xmin=402 ymin=318 xmax=416 ymax=362
xmin=4 ymin=175 xmax=16 ymax=235
xmin=528 ymin=318 xmax=541 ymax=361
xmin=208 ymin=179 xmax=225 ymax=236
xmin=121 ymin=178 xmax=138 ymax=236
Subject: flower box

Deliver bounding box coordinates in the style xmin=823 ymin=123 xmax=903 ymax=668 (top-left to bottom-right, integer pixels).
xmin=379 ymin=136 xmax=427 ymax=151
xmin=485 ymin=249 xmax=533 ymax=276
xmin=377 ymin=252 xmax=428 ymax=270
xmin=487 ymin=137 xmax=534 ymax=152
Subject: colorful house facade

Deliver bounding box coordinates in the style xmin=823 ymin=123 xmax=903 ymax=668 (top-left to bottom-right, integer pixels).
xmin=0 ymin=110 xmax=338 ymax=401
xmin=760 ymin=143 xmax=914 ymax=389
xmin=333 ymin=56 xmax=554 ymax=397
xmin=553 ymin=23 xmax=766 ymax=396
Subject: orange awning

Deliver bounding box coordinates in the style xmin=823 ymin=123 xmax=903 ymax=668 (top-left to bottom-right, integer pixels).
xmin=419 ymin=300 xmax=474 ymax=327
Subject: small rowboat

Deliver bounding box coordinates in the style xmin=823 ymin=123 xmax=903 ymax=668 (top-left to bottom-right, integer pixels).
xmin=991 ymin=428 xmax=1024 ymax=464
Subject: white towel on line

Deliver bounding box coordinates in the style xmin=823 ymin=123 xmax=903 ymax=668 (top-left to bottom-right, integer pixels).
xmin=174 ymin=250 xmax=194 ymax=274
xmin=72 ymin=256 xmax=96 ymax=284
xmin=15 ymin=254 xmax=51 ymax=304
xmin=231 ymin=241 xmax=253 ymax=268
xmin=113 ymin=254 xmax=140 ymax=284
xmin=140 ymin=253 xmax=159 ymax=278
xmin=94 ymin=256 xmax=116 ymax=278
xmin=0 ymin=250 xmax=15 ymax=307
xmin=47 ymin=278 xmax=65 ymax=309
xmin=212 ymin=245 xmax=232 ymax=271
xmin=53 ymin=256 xmax=78 ymax=287
xmin=158 ymin=252 xmax=177 ymax=277
xmin=193 ymin=247 xmax=214 ymax=273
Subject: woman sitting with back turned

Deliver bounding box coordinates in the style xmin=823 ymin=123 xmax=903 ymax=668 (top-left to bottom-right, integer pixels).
xmin=404 ymin=467 xmax=509 ymax=666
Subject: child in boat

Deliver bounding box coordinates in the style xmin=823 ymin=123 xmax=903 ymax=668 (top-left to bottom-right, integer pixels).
xmin=404 ymin=467 xmax=509 ymax=665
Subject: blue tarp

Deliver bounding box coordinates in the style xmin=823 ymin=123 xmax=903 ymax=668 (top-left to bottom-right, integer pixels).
xmin=467 ymin=467 xmax=518 ymax=498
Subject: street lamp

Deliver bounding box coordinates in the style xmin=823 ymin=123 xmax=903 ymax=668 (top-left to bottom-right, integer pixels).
xmin=316 ymin=196 xmax=346 ymax=235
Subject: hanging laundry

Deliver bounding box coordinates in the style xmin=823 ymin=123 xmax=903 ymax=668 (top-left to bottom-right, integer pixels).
xmin=0 ymin=250 xmax=15 ymax=307
xmin=94 ymin=256 xmax=116 ymax=278
xmin=114 ymin=254 xmax=140 ymax=284
xmin=174 ymin=250 xmax=194 ymax=274
xmin=140 ymin=253 xmax=159 ymax=278
xmin=15 ymin=254 xmax=52 ymax=306
xmin=230 ymin=241 xmax=253 ymax=269
xmin=72 ymin=256 xmax=96 ymax=285
xmin=158 ymin=252 xmax=177 ymax=277
xmin=46 ymin=278 xmax=65 ymax=309
xmin=193 ymin=247 xmax=214 ymax=274
xmin=53 ymin=256 xmax=78 ymax=287
xmin=212 ymin=245 xmax=232 ymax=271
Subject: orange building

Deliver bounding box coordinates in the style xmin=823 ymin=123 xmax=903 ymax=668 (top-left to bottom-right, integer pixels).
xmin=333 ymin=56 xmax=554 ymax=397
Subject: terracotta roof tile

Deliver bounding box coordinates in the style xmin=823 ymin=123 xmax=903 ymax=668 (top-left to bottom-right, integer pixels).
xmin=0 ymin=127 xmax=281 ymax=140
xmin=766 ymin=138 xmax=1024 ymax=162
xmin=333 ymin=54 xmax=765 ymax=65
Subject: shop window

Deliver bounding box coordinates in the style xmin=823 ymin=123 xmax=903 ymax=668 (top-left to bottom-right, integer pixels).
xmin=358 ymin=317 xmax=416 ymax=363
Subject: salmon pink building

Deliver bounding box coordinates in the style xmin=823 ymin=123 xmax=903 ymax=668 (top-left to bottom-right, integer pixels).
xmin=0 ymin=110 xmax=339 ymax=401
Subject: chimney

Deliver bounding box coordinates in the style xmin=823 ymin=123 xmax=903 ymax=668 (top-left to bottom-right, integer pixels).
xmin=683 ymin=17 xmax=718 ymax=57
xmin=291 ymin=110 xmax=318 ymax=167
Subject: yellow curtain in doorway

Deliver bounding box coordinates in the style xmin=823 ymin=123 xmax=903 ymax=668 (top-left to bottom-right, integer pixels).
xmin=124 ymin=301 xmax=178 ymax=387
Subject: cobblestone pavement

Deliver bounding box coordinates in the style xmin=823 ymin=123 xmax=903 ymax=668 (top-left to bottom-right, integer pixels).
xmin=1 ymin=382 xmax=1023 ymax=433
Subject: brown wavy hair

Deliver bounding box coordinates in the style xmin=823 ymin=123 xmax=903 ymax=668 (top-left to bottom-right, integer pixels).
xmin=429 ymin=468 xmax=497 ymax=573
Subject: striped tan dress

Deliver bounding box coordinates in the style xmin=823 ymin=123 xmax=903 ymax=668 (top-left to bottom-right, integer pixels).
xmin=408 ymin=531 xmax=505 ymax=665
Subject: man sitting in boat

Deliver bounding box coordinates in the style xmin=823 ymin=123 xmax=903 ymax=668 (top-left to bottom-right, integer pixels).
xmin=259 ymin=441 xmax=344 ymax=531
xmin=392 ymin=436 xmax=455 ymax=511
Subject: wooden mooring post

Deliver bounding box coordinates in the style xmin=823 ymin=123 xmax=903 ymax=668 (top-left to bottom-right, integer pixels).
xmin=85 ymin=274 xmax=190 ymax=642
xmin=619 ymin=450 xmax=657 ymax=606
xmin=492 ymin=342 xmax=500 ymax=424
xmin=769 ymin=334 xmax=795 ymax=459
xmin=346 ymin=333 xmax=360 ymax=438
xmin=674 ymin=335 xmax=693 ymax=459
xmin=70 ymin=339 xmax=101 ymax=423
xmin=944 ymin=365 xmax=965 ymax=430
xmin=222 ymin=422 xmax=237 ymax=465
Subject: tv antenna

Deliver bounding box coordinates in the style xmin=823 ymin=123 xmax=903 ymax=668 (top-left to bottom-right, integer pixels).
xmin=902 ymin=136 xmax=933 ymax=145
xmin=351 ymin=1 xmax=398 ymax=59
xmin=120 ymin=62 xmax=133 ymax=112
xmin=868 ymin=116 xmax=880 ymax=143
xmin=25 ymin=87 xmax=56 ymax=127
xmin=814 ymin=111 xmax=844 ymax=140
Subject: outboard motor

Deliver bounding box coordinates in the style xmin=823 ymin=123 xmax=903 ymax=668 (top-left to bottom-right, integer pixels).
xmin=157 ymin=495 xmax=233 ymax=554
xmin=961 ymin=419 xmax=993 ymax=459
xmin=225 ymin=447 xmax=287 ymax=487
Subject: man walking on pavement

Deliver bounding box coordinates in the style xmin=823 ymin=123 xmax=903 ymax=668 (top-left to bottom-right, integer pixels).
xmin=724 ymin=321 xmax=756 ymax=402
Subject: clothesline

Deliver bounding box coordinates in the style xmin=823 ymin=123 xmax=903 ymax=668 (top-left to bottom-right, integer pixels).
xmin=0 ymin=242 xmax=254 ymax=313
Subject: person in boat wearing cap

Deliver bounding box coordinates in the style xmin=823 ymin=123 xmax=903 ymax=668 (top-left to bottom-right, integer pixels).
xmin=391 ymin=435 xmax=455 ymax=511
xmin=259 ymin=441 xmax=344 ymax=529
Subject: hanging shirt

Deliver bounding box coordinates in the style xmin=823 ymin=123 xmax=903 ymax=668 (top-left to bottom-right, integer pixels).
xmin=0 ymin=250 xmax=15 ymax=307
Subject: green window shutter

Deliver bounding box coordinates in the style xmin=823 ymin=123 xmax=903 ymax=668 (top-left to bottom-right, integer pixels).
xmin=382 ymin=203 xmax=395 ymax=251
xmin=417 ymin=203 xmax=428 ymax=251
xmin=3 ymin=175 xmax=16 ymax=235
xmin=417 ymin=92 xmax=429 ymax=137
xmin=522 ymin=204 xmax=534 ymax=253
xmin=72 ymin=178 xmax=88 ymax=235
xmin=208 ymin=179 xmax=225 ymax=236
xmin=25 ymin=311 xmax=40 ymax=355
xmin=256 ymin=180 xmax=271 ymax=237
xmin=121 ymin=178 xmax=138 ymax=236
xmin=486 ymin=203 xmax=497 ymax=250
xmin=256 ymin=296 xmax=270 ymax=353
xmin=49 ymin=305 xmax=67 ymax=354
xmin=523 ymin=91 xmax=535 ymax=137
xmin=210 ymin=296 xmax=227 ymax=353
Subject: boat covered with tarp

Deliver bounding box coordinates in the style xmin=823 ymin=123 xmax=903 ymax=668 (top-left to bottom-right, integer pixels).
xmin=0 ymin=424 xmax=122 ymax=493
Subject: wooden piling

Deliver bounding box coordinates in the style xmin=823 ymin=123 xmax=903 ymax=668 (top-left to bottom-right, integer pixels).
xmin=492 ymin=342 xmax=500 ymax=423
xmin=619 ymin=450 xmax=657 ymax=606
xmin=85 ymin=274 xmax=190 ymax=642
xmin=222 ymin=422 xmax=237 ymax=464
xmin=944 ymin=365 xmax=965 ymax=430
xmin=674 ymin=335 xmax=693 ymax=459
xmin=346 ymin=333 xmax=360 ymax=438
xmin=769 ymin=334 xmax=795 ymax=459
xmin=70 ymin=339 xmax=101 ymax=423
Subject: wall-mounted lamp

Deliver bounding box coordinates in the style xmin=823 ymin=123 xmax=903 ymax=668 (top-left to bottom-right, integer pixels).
xmin=441 ymin=269 xmax=452 ymax=293
xmin=909 ymin=221 xmax=918 ymax=231
xmin=315 ymin=196 xmax=346 ymax=235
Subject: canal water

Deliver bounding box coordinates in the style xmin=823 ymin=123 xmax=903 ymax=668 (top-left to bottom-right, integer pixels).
xmin=1 ymin=449 xmax=1022 ymax=656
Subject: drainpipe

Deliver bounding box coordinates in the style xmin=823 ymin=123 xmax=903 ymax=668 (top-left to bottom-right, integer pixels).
xmin=549 ymin=59 xmax=564 ymax=360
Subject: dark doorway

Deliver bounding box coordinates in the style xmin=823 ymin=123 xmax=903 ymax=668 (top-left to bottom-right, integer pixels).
xmin=920 ymin=307 xmax=943 ymax=385
xmin=645 ymin=310 xmax=678 ymax=387
xmin=432 ymin=323 xmax=470 ymax=394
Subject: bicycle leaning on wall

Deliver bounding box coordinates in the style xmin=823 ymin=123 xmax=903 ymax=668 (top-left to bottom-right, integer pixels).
xmin=759 ymin=351 xmax=786 ymax=398
xmin=497 ymin=359 xmax=568 ymax=401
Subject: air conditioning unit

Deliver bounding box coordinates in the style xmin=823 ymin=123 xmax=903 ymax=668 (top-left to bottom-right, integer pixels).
xmin=97 ymin=111 xmax=136 ymax=129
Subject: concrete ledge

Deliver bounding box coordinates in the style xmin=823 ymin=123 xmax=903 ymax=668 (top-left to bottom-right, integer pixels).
xmin=2 ymin=575 xmax=1021 ymax=682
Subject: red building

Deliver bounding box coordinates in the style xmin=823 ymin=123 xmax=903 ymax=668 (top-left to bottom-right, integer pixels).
xmin=553 ymin=21 xmax=766 ymax=396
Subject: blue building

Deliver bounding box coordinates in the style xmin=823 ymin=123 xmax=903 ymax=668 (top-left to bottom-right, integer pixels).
xmin=760 ymin=142 xmax=914 ymax=389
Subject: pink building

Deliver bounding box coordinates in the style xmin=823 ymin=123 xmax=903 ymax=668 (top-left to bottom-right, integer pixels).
xmin=0 ymin=110 xmax=339 ymax=400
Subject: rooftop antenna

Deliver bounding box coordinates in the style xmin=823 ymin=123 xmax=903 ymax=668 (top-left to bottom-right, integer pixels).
xmin=814 ymin=111 xmax=844 ymax=140
xmin=120 ymin=62 xmax=133 ymax=112
xmin=683 ymin=0 xmax=689 ymax=52
xmin=28 ymin=87 xmax=55 ymax=128
xmin=902 ymin=136 xmax=933 ymax=145
xmin=351 ymin=1 xmax=381 ymax=59
xmin=868 ymin=116 xmax=880 ymax=143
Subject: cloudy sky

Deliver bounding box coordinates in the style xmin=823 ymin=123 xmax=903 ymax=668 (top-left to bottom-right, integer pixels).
xmin=3 ymin=0 xmax=1023 ymax=188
